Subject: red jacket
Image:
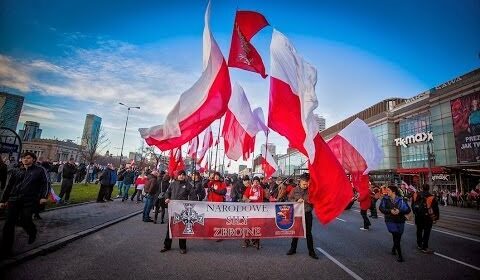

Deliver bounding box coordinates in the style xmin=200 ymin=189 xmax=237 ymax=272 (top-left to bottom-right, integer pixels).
xmin=207 ymin=180 xmax=226 ymax=202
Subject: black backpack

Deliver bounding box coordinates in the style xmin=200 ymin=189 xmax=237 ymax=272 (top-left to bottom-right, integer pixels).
xmin=413 ymin=193 xmax=428 ymax=218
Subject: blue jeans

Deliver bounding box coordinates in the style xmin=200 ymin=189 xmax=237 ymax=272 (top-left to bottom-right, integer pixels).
xmin=121 ymin=184 xmax=131 ymax=200
xmin=116 ymin=181 xmax=124 ymax=196
xmin=143 ymin=194 xmax=154 ymax=221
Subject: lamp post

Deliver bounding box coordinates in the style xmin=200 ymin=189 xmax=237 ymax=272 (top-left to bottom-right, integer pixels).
xmin=427 ymin=142 xmax=435 ymax=188
xmin=119 ymin=102 xmax=140 ymax=166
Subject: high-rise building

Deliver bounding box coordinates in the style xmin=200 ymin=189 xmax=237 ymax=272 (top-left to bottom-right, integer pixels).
xmin=314 ymin=114 xmax=326 ymax=131
xmin=238 ymin=164 xmax=247 ymax=173
xmin=81 ymin=114 xmax=102 ymax=149
xmin=19 ymin=121 xmax=42 ymax=141
xmin=0 ymin=92 xmax=24 ymax=131
xmin=261 ymin=143 xmax=276 ymax=156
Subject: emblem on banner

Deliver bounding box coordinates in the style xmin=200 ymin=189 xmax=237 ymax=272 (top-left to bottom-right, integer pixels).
xmin=275 ymin=204 xmax=294 ymax=230
xmin=173 ymin=203 xmax=205 ymax=234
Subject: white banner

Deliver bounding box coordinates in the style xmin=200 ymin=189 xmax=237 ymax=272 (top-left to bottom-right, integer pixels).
xmin=168 ymin=200 xmax=306 ymax=239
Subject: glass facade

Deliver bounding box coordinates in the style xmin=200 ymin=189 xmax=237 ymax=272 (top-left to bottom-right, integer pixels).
xmin=398 ymin=113 xmax=432 ymax=168
xmin=277 ymin=152 xmax=307 ymax=176
xmin=0 ymin=92 xmax=24 ymax=131
xmin=430 ymin=101 xmax=457 ymax=166
xmin=370 ymin=122 xmax=397 ymax=169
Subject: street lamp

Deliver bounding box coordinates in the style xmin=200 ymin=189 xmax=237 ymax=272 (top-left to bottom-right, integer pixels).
xmin=119 ymin=102 xmax=140 ymax=166
xmin=427 ymin=142 xmax=435 ymax=188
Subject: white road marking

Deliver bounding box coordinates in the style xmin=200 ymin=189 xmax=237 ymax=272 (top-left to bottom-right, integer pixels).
xmin=350 ymin=209 xmax=480 ymax=243
xmin=441 ymin=214 xmax=479 ymax=222
xmin=434 ymin=252 xmax=480 ymax=271
xmin=431 ymin=228 xmax=480 ymax=243
xmin=336 ymin=218 xmax=346 ymax=222
xmin=316 ymin=247 xmax=364 ymax=280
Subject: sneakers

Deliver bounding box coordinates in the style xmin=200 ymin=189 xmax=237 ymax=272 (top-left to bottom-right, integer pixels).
xmin=360 ymin=227 xmax=369 ymax=231
xmin=160 ymin=248 xmax=170 ymax=253
xmin=180 ymin=249 xmax=187 ymax=254
xmin=143 ymin=219 xmax=153 ymax=223
xmin=286 ymin=249 xmax=296 ymax=255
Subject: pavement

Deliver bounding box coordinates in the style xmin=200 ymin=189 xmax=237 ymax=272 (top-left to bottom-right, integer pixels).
xmin=2 ymin=201 xmax=479 ymax=280
xmin=0 ymin=199 xmax=143 ymax=266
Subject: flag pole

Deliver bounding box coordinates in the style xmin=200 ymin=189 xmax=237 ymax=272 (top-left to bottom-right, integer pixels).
xmin=222 ymin=146 xmax=226 ymax=175
xmin=208 ymin=147 xmax=212 ymax=175
xmin=214 ymin=117 xmax=223 ymax=172
xmin=263 ymin=131 xmax=269 ymax=178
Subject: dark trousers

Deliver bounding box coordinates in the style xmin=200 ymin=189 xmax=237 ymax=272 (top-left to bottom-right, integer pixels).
xmin=96 ymin=184 xmax=109 ymax=202
xmin=164 ymin=220 xmax=186 ymax=250
xmin=416 ymin=221 xmax=433 ymax=249
xmin=131 ymin=189 xmax=142 ymax=201
xmin=59 ymin=178 xmax=74 ymax=201
xmin=369 ymin=199 xmax=378 ymax=217
xmin=290 ymin=211 xmax=314 ymax=253
xmin=2 ymin=200 xmax=36 ymax=253
xmin=105 ymin=184 xmax=114 ymax=200
xmin=391 ymin=232 xmax=403 ymax=256
xmin=154 ymin=198 xmax=166 ymax=222
xmin=361 ymin=209 xmax=371 ymax=228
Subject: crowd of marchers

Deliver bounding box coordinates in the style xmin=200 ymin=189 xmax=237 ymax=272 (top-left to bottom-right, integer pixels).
xmin=1 ymin=152 xmax=477 ymax=263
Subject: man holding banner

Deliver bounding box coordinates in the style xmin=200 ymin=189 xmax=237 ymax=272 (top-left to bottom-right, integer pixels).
xmin=160 ymin=170 xmax=193 ymax=254
xmin=286 ymin=173 xmax=319 ymax=259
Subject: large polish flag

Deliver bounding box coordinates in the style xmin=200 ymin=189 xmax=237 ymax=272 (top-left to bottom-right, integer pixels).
xmin=222 ymin=83 xmax=260 ymax=161
xmin=328 ymin=118 xmax=384 ymax=210
xmin=139 ymin=2 xmax=231 ymax=151
xmin=197 ymin=127 xmax=213 ymax=163
xmin=268 ymin=29 xmax=353 ymax=224
xmin=261 ymin=145 xmax=279 ymax=179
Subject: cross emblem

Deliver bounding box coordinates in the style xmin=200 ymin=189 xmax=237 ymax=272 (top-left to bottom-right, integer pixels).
xmin=173 ymin=203 xmax=205 ymax=235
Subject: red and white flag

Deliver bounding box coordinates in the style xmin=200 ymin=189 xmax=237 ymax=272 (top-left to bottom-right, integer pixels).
xmin=327 ymin=118 xmax=383 ymax=210
xmin=139 ymin=2 xmax=231 ymax=151
xmin=228 ymin=11 xmax=269 ymax=78
xmin=268 ymin=29 xmax=352 ymax=224
xmin=222 ymin=83 xmax=260 ymax=161
xmin=253 ymin=107 xmax=269 ymax=136
xmin=261 ymin=145 xmax=278 ymax=179
xmin=187 ymin=136 xmax=199 ymax=158
xmin=168 ymin=147 xmax=185 ymax=177
xmin=197 ymin=127 xmax=213 ymax=163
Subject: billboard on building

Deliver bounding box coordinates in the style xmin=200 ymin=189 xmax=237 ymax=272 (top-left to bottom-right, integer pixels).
xmin=451 ymin=91 xmax=480 ymax=163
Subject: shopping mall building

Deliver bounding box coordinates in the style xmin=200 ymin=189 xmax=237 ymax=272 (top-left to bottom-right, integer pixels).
xmin=276 ymin=68 xmax=480 ymax=193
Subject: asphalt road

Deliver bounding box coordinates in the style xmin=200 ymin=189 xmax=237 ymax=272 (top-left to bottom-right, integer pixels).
xmin=3 ymin=206 xmax=479 ymax=280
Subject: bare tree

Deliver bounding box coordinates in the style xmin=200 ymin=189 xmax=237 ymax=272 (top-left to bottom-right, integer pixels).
xmin=79 ymin=126 xmax=110 ymax=163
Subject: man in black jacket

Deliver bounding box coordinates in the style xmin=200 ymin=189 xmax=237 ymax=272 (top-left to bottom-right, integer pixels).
xmin=189 ymin=171 xmax=206 ymax=201
xmin=154 ymin=172 xmax=170 ymax=224
xmin=96 ymin=164 xmax=115 ymax=203
xmin=161 ymin=170 xmax=192 ymax=254
xmin=0 ymin=152 xmax=49 ymax=258
xmin=59 ymin=157 xmax=77 ymax=204
xmin=412 ymin=183 xmax=440 ymax=254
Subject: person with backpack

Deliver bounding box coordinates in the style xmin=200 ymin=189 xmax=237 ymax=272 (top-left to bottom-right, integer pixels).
xmin=379 ymin=185 xmax=411 ymax=262
xmin=412 ymin=183 xmax=439 ymax=254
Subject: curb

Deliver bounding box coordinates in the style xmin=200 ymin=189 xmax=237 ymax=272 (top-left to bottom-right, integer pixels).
xmin=0 ymin=210 xmax=142 ymax=269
